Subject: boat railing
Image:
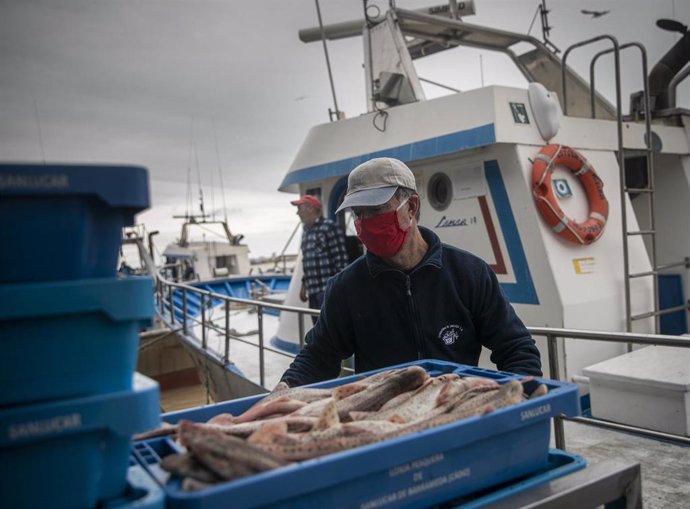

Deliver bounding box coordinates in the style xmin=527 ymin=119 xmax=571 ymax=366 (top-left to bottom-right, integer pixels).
xmin=532 ymin=326 xmax=690 ymax=449
xmin=155 ymin=273 xmax=327 ymax=389
xmin=154 ymin=273 xmax=690 ymax=446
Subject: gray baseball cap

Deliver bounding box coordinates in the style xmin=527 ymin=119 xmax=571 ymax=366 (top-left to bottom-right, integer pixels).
xmin=335 ymin=157 xmax=416 ymax=214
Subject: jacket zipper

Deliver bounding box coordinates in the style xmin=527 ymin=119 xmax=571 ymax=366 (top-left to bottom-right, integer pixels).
xmin=405 ymin=275 xmax=424 ymax=360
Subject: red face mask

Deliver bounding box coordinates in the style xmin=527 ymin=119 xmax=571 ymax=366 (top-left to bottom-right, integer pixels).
xmin=354 ymin=198 xmax=410 ymax=258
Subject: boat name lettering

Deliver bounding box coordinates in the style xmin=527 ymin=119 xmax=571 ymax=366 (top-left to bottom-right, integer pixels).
xmin=435 ymin=215 xmax=478 ymax=228
xmin=520 ymin=404 xmax=551 ymax=421
xmin=9 ymin=413 xmax=82 ymax=440
xmin=0 ymin=173 xmax=69 ymax=190
xmin=388 ymin=452 xmax=445 ymax=477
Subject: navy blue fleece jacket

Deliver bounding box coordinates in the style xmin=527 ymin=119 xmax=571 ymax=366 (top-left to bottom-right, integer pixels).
xmin=281 ymin=227 xmax=541 ymax=387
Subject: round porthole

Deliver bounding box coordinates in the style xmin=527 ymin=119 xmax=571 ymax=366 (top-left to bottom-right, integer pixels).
xmin=427 ymin=172 xmax=453 ymax=211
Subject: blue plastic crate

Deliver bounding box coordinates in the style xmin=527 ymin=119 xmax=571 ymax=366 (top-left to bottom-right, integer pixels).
xmin=135 ymin=360 xmax=580 ymax=509
xmin=0 ymin=374 xmax=160 ymax=509
xmin=0 ymin=163 xmax=149 ymax=282
xmin=0 ymin=276 xmax=154 ymax=405
xmin=99 ymin=459 xmax=166 ymax=509
xmin=448 ymin=449 xmax=586 ymax=508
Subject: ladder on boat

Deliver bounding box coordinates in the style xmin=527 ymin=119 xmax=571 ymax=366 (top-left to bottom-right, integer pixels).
xmin=562 ymin=36 xmax=689 ymax=334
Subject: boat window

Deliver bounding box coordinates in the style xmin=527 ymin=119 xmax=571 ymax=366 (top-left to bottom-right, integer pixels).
xmin=427 ymin=172 xmax=453 ymax=211
xmin=216 ymin=255 xmax=238 ymax=270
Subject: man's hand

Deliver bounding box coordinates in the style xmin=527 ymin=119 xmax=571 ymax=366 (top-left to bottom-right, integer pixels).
xmin=299 ymin=282 xmax=308 ymax=302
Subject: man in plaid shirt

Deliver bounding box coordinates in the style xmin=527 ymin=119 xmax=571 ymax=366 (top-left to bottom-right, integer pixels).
xmin=291 ymin=195 xmax=348 ymax=323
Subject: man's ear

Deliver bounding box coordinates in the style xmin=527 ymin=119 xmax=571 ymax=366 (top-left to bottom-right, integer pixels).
xmin=409 ymin=194 xmax=419 ymax=216
xmin=410 ymin=193 xmax=422 ymax=222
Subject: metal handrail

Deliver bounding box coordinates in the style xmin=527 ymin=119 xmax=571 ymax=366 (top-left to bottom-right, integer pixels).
xmin=668 ymin=62 xmax=690 ymax=108
xmin=156 ymin=273 xmax=321 ymax=383
xmin=531 ymin=326 xmax=690 ymax=449
xmin=589 ymin=41 xmax=662 ymax=333
xmin=563 ymin=36 xmax=632 ymax=334
xmin=155 ymin=272 xmax=690 ymax=448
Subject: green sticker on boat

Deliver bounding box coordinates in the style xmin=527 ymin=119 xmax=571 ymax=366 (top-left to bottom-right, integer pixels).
xmin=510 ymin=102 xmax=530 ymax=124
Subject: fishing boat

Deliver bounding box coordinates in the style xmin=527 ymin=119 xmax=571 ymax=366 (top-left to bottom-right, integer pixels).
xmin=272 ymin=1 xmax=690 ymax=505
xmin=159 ymin=1 xmax=690 ymax=394
xmin=160 ymin=212 xmax=251 ymax=282
xmin=269 ymin=2 xmax=690 ymax=370
xmin=150 ymin=2 xmax=690 ymax=505
xmin=127 ymin=201 xmax=296 ymax=409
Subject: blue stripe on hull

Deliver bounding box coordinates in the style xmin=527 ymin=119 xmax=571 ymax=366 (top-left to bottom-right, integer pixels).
xmin=281 ymin=123 xmax=496 ymax=188
xmin=484 ymin=160 xmax=539 ymax=305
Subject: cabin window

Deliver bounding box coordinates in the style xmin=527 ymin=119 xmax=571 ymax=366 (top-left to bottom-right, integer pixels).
xmin=216 ymin=255 xmax=238 ymax=270
xmin=428 ymin=172 xmax=453 ymax=211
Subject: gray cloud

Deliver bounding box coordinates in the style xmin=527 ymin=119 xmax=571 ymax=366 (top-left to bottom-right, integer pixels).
xmin=1 ymin=0 xmax=687 ymax=255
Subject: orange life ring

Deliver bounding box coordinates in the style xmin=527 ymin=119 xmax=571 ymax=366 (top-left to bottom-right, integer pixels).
xmin=531 ymin=144 xmax=609 ymax=245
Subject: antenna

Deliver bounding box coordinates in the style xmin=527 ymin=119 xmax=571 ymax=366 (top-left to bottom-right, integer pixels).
xmin=480 ymin=54 xmax=485 ymax=87
xmin=192 ymin=130 xmax=207 ymax=222
xmin=186 ymin=118 xmax=195 ymax=220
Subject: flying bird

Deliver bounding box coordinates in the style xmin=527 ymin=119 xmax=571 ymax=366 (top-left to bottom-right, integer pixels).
xmin=581 ymin=9 xmax=610 ymax=18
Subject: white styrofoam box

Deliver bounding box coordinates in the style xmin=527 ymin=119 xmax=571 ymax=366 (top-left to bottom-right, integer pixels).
xmin=582 ymin=346 xmax=690 ymax=436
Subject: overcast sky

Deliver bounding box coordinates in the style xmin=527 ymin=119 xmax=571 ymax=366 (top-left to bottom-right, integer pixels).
xmin=1 ymin=0 xmax=687 ymax=257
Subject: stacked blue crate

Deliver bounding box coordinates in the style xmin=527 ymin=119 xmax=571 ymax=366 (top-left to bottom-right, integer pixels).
xmin=0 ymin=164 xmax=162 ymax=509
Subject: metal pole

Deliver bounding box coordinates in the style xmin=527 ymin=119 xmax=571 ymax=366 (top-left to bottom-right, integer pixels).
xmin=156 ymin=279 xmax=161 ymax=309
xmin=686 ymin=257 xmax=690 ymax=328
xmin=314 ymin=0 xmax=340 ymax=120
xmin=201 ymin=293 xmax=207 ymax=350
xmin=182 ymin=288 xmax=188 ymax=334
xmin=545 ymin=333 xmax=566 ymax=450
xmin=298 ymin=312 xmax=305 ymax=349
xmin=668 ymin=63 xmax=690 ymax=108
xmin=168 ymin=285 xmax=174 ymax=324
xmin=224 ymin=300 xmax=230 ymax=363
xmin=562 ymin=36 xmax=628 ymax=332
xmin=258 ymin=306 xmax=265 ymax=387
xmin=530 ymin=326 xmax=690 ymax=347
xmin=567 ymin=415 xmax=690 ymax=446
xmin=588 ymin=41 xmax=655 ymax=335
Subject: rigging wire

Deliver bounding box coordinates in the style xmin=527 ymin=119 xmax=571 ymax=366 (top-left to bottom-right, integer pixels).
xmin=212 ymin=117 xmax=229 ymax=224
xmin=194 ymin=222 xmax=227 ymax=240
xmin=193 ymin=135 xmax=205 ymax=218
xmin=186 ymin=119 xmax=195 ymax=219
xmin=314 ymin=0 xmax=341 ymax=121
xmin=526 ymin=3 xmax=540 ymax=36
xmin=418 ymin=76 xmax=460 ymax=93
xmin=209 ymin=163 xmax=216 ymax=222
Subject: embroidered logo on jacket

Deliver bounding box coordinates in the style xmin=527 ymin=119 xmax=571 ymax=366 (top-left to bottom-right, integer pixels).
xmin=438 ymin=324 xmax=463 ymax=345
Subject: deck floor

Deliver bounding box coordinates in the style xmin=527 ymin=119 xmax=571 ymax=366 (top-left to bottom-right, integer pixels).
xmin=159 ymin=383 xmax=214 ymax=413
xmin=556 ymin=420 xmax=690 ymax=508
